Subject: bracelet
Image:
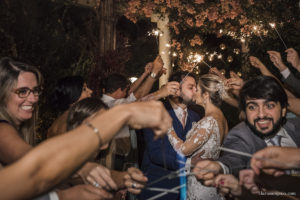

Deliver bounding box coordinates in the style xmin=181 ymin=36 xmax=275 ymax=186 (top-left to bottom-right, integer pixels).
xmin=86 ymin=122 xmax=103 ymax=147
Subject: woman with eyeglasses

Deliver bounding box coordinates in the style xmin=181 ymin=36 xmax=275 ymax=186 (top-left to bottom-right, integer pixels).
xmin=0 ymin=57 xmax=114 ymax=199
xmin=0 ymin=57 xmax=42 ymax=149
xmin=47 ymin=76 xmax=93 ymax=138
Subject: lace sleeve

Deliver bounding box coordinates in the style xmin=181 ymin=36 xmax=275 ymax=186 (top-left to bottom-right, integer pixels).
xmin=167 ymin=117 xmax=217 ymax=156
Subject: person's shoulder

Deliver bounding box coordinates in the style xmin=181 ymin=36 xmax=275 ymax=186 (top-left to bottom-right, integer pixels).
xmin=285 ymin=117 xmax=300 ymax=129
xmin=0 ymin=122 xmax=18 ymax=136
xmin=227 ymin=121 xmax=249 ymax=135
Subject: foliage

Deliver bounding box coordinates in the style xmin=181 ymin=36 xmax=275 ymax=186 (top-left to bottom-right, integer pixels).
xmin=118 ymin=0 xmax=300 ymax=79
xmin=0 ymin=0 xmax=101 ymax=140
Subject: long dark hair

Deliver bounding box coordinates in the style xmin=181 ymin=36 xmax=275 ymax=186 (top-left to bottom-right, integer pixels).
xmin=50 ymin=76 xmax=84 ymax=112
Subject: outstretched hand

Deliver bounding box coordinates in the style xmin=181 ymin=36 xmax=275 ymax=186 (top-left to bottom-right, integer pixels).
xmin=285 ymin=48 xmax=300 ymax=71
xmin=127 ymin=101 xmax=172 ymax=138
xmin=192 ymin=160 xmax=222 ymax=186
xmin=249 ymin=56 xmax=265 ymax=69
xmin=124 ymin=167 xmax=148 ymax=194
xmin=209 ymin=67 xmax=226 ymax=81
xmin=250 ymin=146 xmax=298 ymax=176
xmin=214 ymin=174 xmax=242 ymax=196
xmin=267 ymin=51 xmax=287 ymax=71
xmin=86 ymin=165 xmax=118 ymax=191
xmin=160 ymin=81 xmax=180 ymax=97
xmin=226 ymin=71 xmax=244 ymax=91
xmin=239 ymin=169 xmax=260 ymax=194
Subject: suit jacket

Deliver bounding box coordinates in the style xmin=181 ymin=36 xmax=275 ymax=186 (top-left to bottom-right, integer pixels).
xmin=218 ymin=117 xmax=300 ymax=176
xmin=139 ymin=99 xmax=201 ymax=200
xmin=284 ymin=72 xmax=300 ymax=96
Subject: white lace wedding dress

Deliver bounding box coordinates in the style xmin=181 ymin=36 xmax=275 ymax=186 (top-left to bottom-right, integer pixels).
xmin=168 ymin=116 xmax=224 ymax=200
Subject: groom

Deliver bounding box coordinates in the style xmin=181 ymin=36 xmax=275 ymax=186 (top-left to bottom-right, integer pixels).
xmin=139 ymin=71 xmax=202 ymax=200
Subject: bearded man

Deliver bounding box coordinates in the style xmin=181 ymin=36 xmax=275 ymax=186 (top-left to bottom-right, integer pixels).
xmin=139 ymin=71 xmax=202 ymax=200
xmin=193 ymin=75 xmax=300 ymax=181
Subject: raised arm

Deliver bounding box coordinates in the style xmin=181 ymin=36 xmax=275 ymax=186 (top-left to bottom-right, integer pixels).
xmin=285 ymin=48 xmax=300 ymax=72
xmin=133 ymin=56 xmax=164 ymax=99
xmin=267 ymin=50 xmax=288 ymax=72
xmin=139 ymin=81 xmax=180 ymax=101
xmin=288 ymin=97 xmax=300 ymax=116
xmin=128 ymin=62 xmax=152 ymax=94
xmin=249 ymin=56 xmax=274 ymax=77
xmin=167 ymin=117 xmax=216 ymax=156
xmin=0 ymin=101 xmax=171 ymax=200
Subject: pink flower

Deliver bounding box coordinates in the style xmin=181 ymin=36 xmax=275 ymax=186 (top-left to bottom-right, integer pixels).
xmin=195 ymin=0 xmax=205 ymax=4
xmin=128 ymin=0 xmax=140 ymax=8
xmin=217 ymin=18 xmax=224 ymax=23
xmin=190 ymin=34 xmax=203 ymax=46
xmin=142 ymin=2 xmax=155 ymax=18
xmin=170 ymin=22 xmax=180 ymax=35
xmin=161 ymin=6 xmax=167 ymax=13
xmin=166 ymin=0 xmax=171 ymax=7
xmin=186 ymin=5 xmax=196 ymax=14
xmin=239 ymin=16 xmax=248 ymax=25
xmin=179 ymin=52 xmax=183 ymax=59
xmin=207 ymin=7 xmax=218 ymax=21
xmin=195 ymin=18 xmax=204 ymax=27
xmin=186 ymin=18 xmax=194 ymax=27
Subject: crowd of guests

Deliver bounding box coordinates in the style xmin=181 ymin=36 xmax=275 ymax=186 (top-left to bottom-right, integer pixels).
xmin=0 ymin=47 xmax=299 ymax=200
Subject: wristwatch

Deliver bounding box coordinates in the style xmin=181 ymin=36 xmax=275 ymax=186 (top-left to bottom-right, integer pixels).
xmin=150 ymin=72 xmax=157 ymax=79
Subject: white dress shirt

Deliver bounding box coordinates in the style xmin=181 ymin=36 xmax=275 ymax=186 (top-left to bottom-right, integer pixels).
xmin=101 ymin=93 xmax=136 ymax=138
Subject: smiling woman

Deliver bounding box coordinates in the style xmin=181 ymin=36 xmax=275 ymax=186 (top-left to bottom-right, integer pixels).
xmin=0 ymin=57 xmax=42 ymax=145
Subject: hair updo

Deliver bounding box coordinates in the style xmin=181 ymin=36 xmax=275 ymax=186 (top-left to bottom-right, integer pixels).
xmin=198 ymin=74 xmax=228 ymax=107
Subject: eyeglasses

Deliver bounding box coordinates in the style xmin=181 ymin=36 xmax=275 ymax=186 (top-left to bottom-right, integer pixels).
xmin=13 ymin=87 xmax=42 ymax=98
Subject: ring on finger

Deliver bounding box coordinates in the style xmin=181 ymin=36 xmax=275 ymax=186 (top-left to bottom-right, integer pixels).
xmin=93 ymin=181 xmax=100 ymax=188
xmin=132 ymin=182 xmax=137 ymax=189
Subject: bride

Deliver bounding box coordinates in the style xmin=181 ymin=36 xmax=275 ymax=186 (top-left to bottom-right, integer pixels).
xmin=167 ymin=74 xmax=228 ymax=200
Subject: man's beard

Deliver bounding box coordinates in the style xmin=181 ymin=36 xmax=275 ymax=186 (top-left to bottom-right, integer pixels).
xmin=245 ymin=116 xmax=283 ymax=139
xmin=179 ymin=92 xmax=194 ymax=105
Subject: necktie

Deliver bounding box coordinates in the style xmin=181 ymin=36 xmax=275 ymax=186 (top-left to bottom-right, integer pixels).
xmin=269 ymin=135 xmax=281 ymax=146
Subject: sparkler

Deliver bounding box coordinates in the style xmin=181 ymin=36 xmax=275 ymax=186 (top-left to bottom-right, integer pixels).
xmin=179 ymin=53 xmax=211 ymax=85
xmin=269 ymin=23 xmax=288 ymax=49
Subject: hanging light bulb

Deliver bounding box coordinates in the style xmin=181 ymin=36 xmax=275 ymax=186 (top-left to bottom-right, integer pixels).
xmin=220 ymin=43 xmax=226 ymax=50
xmin=220 ymin=69 xmax=226 ymax=75
xmin=227 ymin=56 xmax=233 ymax=63
xmin=233 ymin=48 xmax=240 ymax=55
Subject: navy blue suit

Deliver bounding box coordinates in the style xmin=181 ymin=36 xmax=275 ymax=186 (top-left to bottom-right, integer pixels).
xmin=139 ymin=100 xmax=200 ymax=200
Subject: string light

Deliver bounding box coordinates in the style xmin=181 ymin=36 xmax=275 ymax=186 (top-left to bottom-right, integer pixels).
xmin=220 ymin=43 xmax=226 ymax=50
xmin=227 ymin=56 xmax=233 ymax=63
